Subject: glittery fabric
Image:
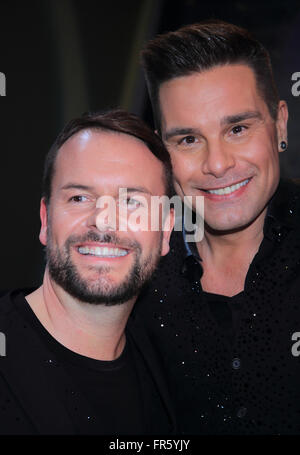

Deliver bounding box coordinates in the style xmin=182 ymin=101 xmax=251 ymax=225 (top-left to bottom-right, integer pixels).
xmin=135 ymin=179 xmax=300 ymax=434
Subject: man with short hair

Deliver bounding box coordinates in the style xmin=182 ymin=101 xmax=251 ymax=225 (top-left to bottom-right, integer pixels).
xmin=0 ymin=109 xmax=176 ymax=435
xmin=136 ymin=20 xmax=300 ymax=434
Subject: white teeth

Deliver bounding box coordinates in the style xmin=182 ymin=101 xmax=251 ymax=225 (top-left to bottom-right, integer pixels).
xmin=207 ymin=179 xmax=249 ymax=195
xmin=78 ymin=246 xmax=128 ymax=257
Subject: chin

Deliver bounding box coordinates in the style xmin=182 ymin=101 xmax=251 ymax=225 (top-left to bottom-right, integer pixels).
xmin=205 ymin=211 xmax=256 ymax=234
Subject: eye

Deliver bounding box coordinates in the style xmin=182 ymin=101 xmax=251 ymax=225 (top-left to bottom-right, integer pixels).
xmin=119 ymin=197 xmax=143 ymax=209
xmin=69 ymin=195 xmax=89 ymax=203
xmin=179 ymin=135 xmax=197 ymax=145
xmin=126 ymin=198 xmax=143 ymax=208
xmin=231 ymin=125 xmax=247 ymax=135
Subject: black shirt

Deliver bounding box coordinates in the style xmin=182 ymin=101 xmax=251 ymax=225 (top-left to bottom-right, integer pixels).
xmin=14 ymin=292 xmax=144 ymax=435
xmin=0 ymin=290 xmax=176 ymax=434
xmin=135 ymin=179 xmax=300 ymax=434
xmin=202 ymin=291 xmax=243 ymax=346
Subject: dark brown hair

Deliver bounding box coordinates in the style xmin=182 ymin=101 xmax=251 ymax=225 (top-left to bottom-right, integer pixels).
xmin=42 ymin=109 xmax=174 ymax=204
xmin=141 ymin=20 xmax=279 ymax=132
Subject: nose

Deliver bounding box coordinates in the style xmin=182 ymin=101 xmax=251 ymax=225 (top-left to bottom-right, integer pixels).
xmin=201 ymin=139 xmax=235 ymax=178
xmin=87 ymin=196 xmax=117 ymax=232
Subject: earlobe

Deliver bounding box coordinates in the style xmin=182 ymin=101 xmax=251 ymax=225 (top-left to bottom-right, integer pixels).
xmin=39 ymin=198 xmax=48 ymax=246
xmin=161 ymin=208 xmax=175 ymax=257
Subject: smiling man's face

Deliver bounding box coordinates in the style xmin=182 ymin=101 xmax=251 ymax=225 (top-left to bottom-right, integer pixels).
xmin=39 ymin=130 xmax=173 ymax=305
xmin=159 ymin=64 xmax=288 ymax=233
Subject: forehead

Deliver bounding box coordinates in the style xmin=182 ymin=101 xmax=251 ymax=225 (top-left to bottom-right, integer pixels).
xmin=159 ymin=64 xmax=269 ymax=127
xmin=53 ymin=130 xmax=165 ymax=194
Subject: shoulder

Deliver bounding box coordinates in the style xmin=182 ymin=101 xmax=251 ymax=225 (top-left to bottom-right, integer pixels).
xmin=0 ymin=289 xmax=30 ymax=317
xmin=134 ymin=229 xmax=190 ymax=312
xmin=153 ymin=229 xmax=187 ymax=278
xmin=0 ymin=290 xmax=19 ymax=324
xmin=268 ymin=179 xmax=300 ymax=230
xmin=0 ymin=289 xmax=37 ymax=345
xmin=276 ymin=178 xmax=300 ymax=200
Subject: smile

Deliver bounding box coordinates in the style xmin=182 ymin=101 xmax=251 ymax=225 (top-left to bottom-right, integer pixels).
xmin=78 ymin=246 xmax=129 ymax=258
xmin=204 ymin=178 xmax=250 ymax=196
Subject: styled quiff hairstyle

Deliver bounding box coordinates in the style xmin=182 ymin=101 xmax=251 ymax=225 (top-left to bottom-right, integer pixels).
xmin=42 ymin=109 xmax=174 ymax=204
xmin=141 ymin=20 xmax=279 ymax=132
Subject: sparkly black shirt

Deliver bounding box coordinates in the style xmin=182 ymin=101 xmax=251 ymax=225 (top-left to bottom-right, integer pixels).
xmin=135 ymin=179 xmax=300 ymax=434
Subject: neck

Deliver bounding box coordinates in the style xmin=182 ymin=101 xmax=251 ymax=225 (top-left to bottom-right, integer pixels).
xmin=198 ymin=208 xmax=266 ymax=267
xmin=25 ymin=269 xmax=136 ymax=360
xmin=196 ymin=209 xmax=267 ymax=297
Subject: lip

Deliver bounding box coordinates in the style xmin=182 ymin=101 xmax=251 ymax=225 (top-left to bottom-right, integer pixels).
xmin=74 ymin=242 xmax=131 ymax=262
xmin=197 ymin=177 xmax=252 ymax=201
xmin=200 ymin=177 xmax=251 ymax=192
xmin=75 ymin=242 xmax=130 ymax=251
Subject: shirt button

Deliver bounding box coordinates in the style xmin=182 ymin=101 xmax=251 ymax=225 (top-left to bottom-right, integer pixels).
xmin=232 ymin=357 xmax=241 ymax=369
xmin=237 ymin=407 xmax=247 ymax=418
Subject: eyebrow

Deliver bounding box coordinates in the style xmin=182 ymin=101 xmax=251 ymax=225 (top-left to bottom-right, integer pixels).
xmin=220 ymin=110 xmax=263 ymax=126
xmin=163 ymin=111 xmax=263 ymax=141
xmin=61 ymin=183 xmax=93 ymax=191
xmin=60 ymin=183 xmax=94 ymax=191
xmin=60 ymin=183 xmax=153 ymax=195
xmin=164 ymin=128 xmax=201 ymax=141
xmin=120 ymin=187 xmax=153 ymax=196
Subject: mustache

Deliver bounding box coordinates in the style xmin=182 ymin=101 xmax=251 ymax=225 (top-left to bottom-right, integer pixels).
xmin=65 ymin=231 xmax=142 ymax=252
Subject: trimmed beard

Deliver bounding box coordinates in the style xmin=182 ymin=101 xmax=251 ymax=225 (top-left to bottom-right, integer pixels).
xmin=46 ymin=230 xmax=162 ymax=306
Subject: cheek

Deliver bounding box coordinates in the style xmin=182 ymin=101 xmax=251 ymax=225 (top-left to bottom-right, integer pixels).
xmin=50 ymin=210 xmax=83 ymax=242
xmin=134 ymin=231 xmax=161 ymax=254
xmin=171 ymin=153 xmax=200 ymax=188
xmin=243 ymin=126 xmax=278 ymax=163
xmin=242 ymin=138 xmax=279 ymax=173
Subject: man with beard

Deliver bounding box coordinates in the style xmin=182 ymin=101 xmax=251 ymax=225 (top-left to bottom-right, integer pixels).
xmin=0 ymin=109 xmax=175 ymax=435
xmin=136 ymin=20 xmax=300 ymax=434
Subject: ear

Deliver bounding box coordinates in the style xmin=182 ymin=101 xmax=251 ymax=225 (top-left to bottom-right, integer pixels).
xmin=161 ymin=208 xmax=175 ymax=257
xmin=276 ymin=100 xmax=289 ymax=152
xmin=39 ymin=198 xmax=48 ymax=246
